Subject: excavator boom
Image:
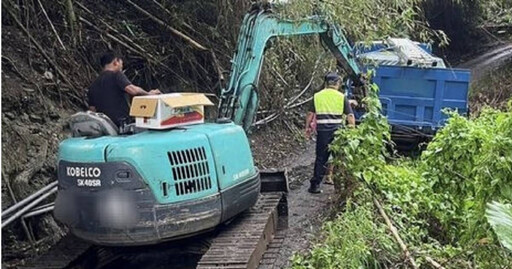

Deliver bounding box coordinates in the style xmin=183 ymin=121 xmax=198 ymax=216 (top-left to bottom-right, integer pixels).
xmin=218 ymin=7 xmax=361 ymax=131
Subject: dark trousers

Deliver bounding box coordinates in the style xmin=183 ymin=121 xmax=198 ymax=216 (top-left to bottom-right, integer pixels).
xmin=311 ymin=130 xmax=336 ymax=186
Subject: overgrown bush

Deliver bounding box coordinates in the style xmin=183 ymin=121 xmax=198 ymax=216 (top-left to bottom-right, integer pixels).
xmin=292 ymin=81 xmax=512 ymax=268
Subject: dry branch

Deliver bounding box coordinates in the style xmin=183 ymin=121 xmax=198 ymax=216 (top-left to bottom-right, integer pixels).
xmin=79 ymin=17 xmax=143 ymax=55
xmin=425 ymin=256 xmax=446 ymax=269
xmin=373 ymin=197 xmax=419 ymax=269
xmin=126 ymin=0 xmax=208 ymax=51
xmin=2 ymin=56 xmax=30 ymax=82
xmin=211 ymin=50 xmax=225 ymax=82
xmin=3 ymin=171 xmax=18 ymax=204
xmin=75 ymin=1 xmax=148 ymax=55
xmin=36 ymin=0 xmax=66 ymax=50
xmin=253 ymin=53 xmax=324 ymax=126
xmin=13 ymin=141 xmax=48 ymax=195
xmin=3 ymin=3 xmax=83 ymax=103
xmin=151 ymin=0 xmax=173 ymax=16
xmin=78 ymin=16 xmax=172 ymax=72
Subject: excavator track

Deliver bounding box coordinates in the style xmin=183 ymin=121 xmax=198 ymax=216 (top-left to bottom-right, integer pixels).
xmin=197 ymin=193 xmax=284 ymax=269
xmin=19 ymin=235 xmax=93 ymax=269
xmin=18 ymin=192 xmax=287 ymax=269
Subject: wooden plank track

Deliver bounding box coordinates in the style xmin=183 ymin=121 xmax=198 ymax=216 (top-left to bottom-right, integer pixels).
xmin=258 ymin=230 xmax=286 ymax=269
xmin=18 ymin=235 xmax=92 ymax=269
xmin=197 ymin=193 xmax=284 ymax=269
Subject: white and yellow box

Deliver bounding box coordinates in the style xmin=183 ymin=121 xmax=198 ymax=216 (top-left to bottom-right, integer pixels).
xmin=129 ymin=93 xmax=213 ymax=129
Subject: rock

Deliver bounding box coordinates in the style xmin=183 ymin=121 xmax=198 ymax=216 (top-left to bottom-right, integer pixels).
xmin=43 ymin=71 xmax=54 ymax=80
xmin=49 ymin=112 xmax=60 ymax=120
xmin=5 ymin=112 xmax=15 ymax=120
xmin=21 ymin=113 xmax=29 ymax=121
xmin=29 ymin=114 xmax=44 ymax=123
xmin=31 ymin=126 xmax=41 ymax=134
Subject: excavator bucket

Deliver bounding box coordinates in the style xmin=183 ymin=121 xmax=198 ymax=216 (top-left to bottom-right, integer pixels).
xmin=260 ymin=170 xmax=289 ymax=193
xmin=260 ymin=170 xmax=288 ymax=227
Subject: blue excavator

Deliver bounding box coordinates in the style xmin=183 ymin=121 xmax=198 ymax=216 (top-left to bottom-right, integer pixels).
xmin=54 ymin=3 xmax=363 ymax=246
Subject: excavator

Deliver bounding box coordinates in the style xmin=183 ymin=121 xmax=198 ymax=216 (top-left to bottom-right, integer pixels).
xmin=53 ymin=3 xmax=363 ymax=246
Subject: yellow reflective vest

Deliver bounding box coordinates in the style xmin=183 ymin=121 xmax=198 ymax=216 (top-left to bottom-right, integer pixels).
xmin=313 ymin=88 xmax=345 ymax=131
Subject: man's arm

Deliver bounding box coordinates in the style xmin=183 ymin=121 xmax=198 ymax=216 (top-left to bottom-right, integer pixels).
xmin=125 ymin=84 xmax=153 ymax=96
xmin=116 ymin=71 xmax=160 ymax=96
xmin=305 ymin=112 xmax=315 ymax=139
xmin=305 ymin=100 xmax=316 ymax=139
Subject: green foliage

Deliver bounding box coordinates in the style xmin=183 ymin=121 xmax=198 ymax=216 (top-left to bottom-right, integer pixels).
xmin=278 ymin=0 xmax=448 ymax=45
xmin=329 ymin=82 xmax=390 ymax=185
xmin=292 ymin=195 xmax=400 ymax=269
xmin=421 ymin=107 xmax=512 ymax=243
xmin=486 ymin=201 xmax=512 ymax=251
xmin=481 ymin=0 xmax=512 ymax=25
xmin=291 ymin=79 xmax=512 ymax=267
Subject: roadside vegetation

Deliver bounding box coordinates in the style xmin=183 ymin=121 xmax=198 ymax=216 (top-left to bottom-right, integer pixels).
xmin=288 ymin=1 xmax=512 ymax=267
xmin=291 ymin=83 xmax=512 ymax=268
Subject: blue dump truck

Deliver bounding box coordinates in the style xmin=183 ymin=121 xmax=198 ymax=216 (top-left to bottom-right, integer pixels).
xmin=352 ymin=38 xmax=471 ymax=144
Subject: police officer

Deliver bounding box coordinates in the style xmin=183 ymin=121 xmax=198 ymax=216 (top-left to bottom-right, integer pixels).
xmin=305 ymin=72 xmax=355 ymax=193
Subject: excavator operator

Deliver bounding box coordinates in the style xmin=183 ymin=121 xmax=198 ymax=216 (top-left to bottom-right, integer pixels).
xmin=87 ymin=51 xmax=161 ymax=127
xmin=305 ymin=72 xmax=356 ymax=194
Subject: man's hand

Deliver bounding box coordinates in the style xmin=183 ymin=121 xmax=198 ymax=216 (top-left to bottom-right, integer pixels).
xmin=305 ymin=112 xmax=316 ymax=140
xmin=149 ymin=89 xmax=161 ymax=95
xmin=349 ymin=99 xmax=358 ymax=107
xmin=305 ymin=127 xmax=313 ymax=140
xmin=347 ymin=114 xmax=356 ymax=128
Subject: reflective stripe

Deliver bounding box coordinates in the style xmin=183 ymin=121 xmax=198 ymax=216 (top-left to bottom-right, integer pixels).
xmin=317 ymin=119 xmax=343 ymax=124
xmin=316 ymin=114 xmax=343 ymax=120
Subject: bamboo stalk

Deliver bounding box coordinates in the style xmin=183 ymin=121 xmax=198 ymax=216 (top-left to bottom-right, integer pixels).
xmin=36 ymin=0 xmax=66 ymax=50
xmin=65 ymin=0 xmax=78 ymax=45
xmin=373 ymin=197 xmax=419 ymax=269
xmin=3 ymin=3 xmax=80 ymax=102
xmin=79 ymin=17 xmax=144 ymax=56
xmin=75 ymin=2 xmax=147 ymax=54
xmin=126 ymin=0 xmax=208 ymax=51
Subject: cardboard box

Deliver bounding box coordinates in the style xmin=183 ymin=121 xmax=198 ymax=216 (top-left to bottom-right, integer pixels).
xmin=129 ymin=93 xmax=214 ymax=129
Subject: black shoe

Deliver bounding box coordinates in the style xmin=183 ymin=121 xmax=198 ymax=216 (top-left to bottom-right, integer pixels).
xmin=308 ymin=184 xmax=322 ymax=194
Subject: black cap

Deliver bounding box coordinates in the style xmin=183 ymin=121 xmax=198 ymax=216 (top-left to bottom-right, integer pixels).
xmin=325 ymin=72 xmax=341 ymax=83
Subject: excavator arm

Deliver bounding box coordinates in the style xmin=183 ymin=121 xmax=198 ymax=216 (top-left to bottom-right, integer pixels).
xmin=218 ymin=6 xmax=362 ymax=131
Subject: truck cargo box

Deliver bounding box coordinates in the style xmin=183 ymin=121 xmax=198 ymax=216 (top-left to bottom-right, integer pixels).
xmin=354 ymin=40 xmax=471 ymax=135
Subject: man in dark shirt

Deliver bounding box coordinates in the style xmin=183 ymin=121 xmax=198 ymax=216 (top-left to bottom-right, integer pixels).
xmin=88 ymin=52 xmax=160 ymax=127
xmin=305 ymin=72 xmax=356 ymax=194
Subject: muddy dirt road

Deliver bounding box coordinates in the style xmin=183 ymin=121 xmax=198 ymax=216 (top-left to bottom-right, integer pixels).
xmin=459 ymin=43 xmax=512 ymax=80
xmin=257 ymin=141 xmax=337 ymax=269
